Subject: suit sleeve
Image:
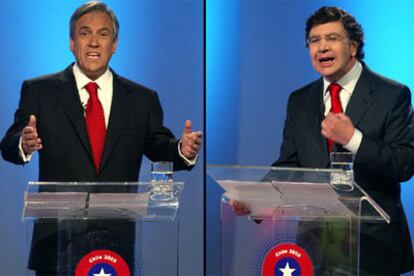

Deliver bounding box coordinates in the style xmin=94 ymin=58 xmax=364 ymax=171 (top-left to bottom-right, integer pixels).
xmin=1 ymin=81 xmax=37 ymax=165
xmin=355 ymin=86 xmax=414 ymax=183
xmin=272 ymin=93 xmax=300 ymax=167
xmin=144 ymin=91 xmax=192 ymax=171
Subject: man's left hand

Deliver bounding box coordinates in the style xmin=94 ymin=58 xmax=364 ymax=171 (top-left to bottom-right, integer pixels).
xmin=321 ymin=112 xmax=355 ymax=145
xmin=180 ymin=120 xmax=202 ymax=159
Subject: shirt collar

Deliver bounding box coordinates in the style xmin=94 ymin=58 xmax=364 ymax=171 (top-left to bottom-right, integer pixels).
xmin=323 ymin=60 xmax=363 ymax=96
xmin=72 ymin=63 xmax=112 ymax=90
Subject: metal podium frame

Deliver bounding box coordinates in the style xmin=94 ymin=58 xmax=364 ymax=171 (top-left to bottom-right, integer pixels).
xmin=22 ymin=181 xmax=184 ymax=275
xmin=208 ymin=165 xmax=389 ymax=276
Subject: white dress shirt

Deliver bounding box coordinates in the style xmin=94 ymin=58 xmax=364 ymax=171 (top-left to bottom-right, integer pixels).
xmin=323 ymin=61 xmax=363 ymax=154
xmin=73 ymin=63 xmax=113 ymax=127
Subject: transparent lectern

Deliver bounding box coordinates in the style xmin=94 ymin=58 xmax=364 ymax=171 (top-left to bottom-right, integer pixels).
xmin=208 ymin=165 xmax=389 ymax=276
xmin=22 ymin=181 xmax=183 ymax=275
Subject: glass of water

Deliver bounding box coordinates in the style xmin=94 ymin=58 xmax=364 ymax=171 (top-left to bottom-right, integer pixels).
xmin=330 ymin=152 xmax=354 ymax=190
xmin=150 ymin=161 xmax=174 ymax=201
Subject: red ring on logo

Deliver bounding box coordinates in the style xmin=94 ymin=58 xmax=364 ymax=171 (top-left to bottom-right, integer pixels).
xmin=75 ymin=249 xmax=131 ymax=276
xmin=262 ymin=243 xmax=313 ymax=276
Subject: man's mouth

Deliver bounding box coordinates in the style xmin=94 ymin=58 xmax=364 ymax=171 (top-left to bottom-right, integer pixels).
xmin=318 ymin=56 xmax=335 ymax=66
xmin=87 ymin=52 xmax=100 ymax=59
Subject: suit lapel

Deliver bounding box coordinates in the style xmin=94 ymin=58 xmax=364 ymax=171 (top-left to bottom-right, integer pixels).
xmin=100 ymin=72 xmax=132 ymax=171
xmin=55 ymin=66 xmax=134 ymax=173
xmin=345 ymin=66 xmax=376 ymax=126
xmin=56 ymin=66 xmax=93 ymax=159
xmin=297 ymin=66 xmax=375 ymax=167
xmin=304 ymin=79 xmax=330 ymax=166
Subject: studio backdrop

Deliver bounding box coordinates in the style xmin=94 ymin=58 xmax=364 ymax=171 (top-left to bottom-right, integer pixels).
xmin=207 ymin=1 xmax=414 ymax=275
xmin=0 ymin=1 xmax=203 ymax=275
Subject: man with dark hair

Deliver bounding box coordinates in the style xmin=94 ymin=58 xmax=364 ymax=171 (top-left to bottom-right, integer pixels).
xmin=273 ymin=6 xmax=414 ymax=275
xmin=0 ymin=1 xmax=201 ymax=275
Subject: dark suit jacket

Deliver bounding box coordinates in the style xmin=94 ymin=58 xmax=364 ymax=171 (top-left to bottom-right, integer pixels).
xmin=0 ymin=65 xmax=193 ymax=272
xmin=273 ymin=65 xmax=414 ymax=275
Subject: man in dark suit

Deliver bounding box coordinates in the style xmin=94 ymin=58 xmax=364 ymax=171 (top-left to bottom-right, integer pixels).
xmin=273 ymin=6 xmax=414 ymax=275
xmin=0 ymin=2 xmax=201 ymax=275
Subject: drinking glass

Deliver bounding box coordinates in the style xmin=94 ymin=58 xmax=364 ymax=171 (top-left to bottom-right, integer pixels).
xmin=150 ymin=161 xmax=174 ymax=201
xmin=330 ymin=152 xmax=354 ymax=190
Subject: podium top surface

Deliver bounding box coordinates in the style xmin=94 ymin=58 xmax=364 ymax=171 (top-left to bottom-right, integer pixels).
xmin=23 ymin=181 xmax=184 ymax=221
xmin=207 ymin=165 xmax=390 ymax=223
xmin=28 ymin=181 xmax=184 ymax=186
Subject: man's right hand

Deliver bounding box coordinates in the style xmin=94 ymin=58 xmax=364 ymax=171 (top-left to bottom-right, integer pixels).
xmin=230 ymin=199 xmax=263 ymax=224
xmin=22 ymin=115 xmax=42 ymax=155
xmin=230 ymin=199 xmax=251 ymax=216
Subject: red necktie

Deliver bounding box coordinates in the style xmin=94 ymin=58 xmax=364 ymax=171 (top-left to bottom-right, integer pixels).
xmin=327 ymin=83 xmax=342 ymax=152
xmin=84 ymin=82 xmax=106 ymax=172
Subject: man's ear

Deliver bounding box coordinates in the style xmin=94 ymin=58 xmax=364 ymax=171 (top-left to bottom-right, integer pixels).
xmin=350 ymin=41 xmax=358 ymax=57
xmin=112 ymin=39 xmax=118 ymax=53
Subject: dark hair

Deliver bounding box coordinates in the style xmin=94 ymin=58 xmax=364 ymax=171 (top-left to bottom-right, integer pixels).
xmin=305 ymin=6 xmax=364 ymax=60
xmin=70 ymin=1 xmax=119 ymax=41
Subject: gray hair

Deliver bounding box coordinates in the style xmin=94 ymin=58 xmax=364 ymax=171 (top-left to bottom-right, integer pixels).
xmin=70 ymin=1 xmax=119 ymax=41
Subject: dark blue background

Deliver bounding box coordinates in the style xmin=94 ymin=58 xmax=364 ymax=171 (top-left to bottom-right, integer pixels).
xmin=0 ymin=1 xmax=203 ymax=275
xmin=207 ymin=1 xmax=414 ymax=275
xmin=2 ymin=1 xmax=414 ymax=275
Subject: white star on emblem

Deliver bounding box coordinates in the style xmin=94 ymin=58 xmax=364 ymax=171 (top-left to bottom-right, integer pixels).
xmin=279 ymin=262 xmax=296 ymax=276
xmin=93 ymin=267 xmax=112 ymax=276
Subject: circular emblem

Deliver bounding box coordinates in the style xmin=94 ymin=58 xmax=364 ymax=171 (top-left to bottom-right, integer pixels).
xmin=75 ymin=249 xmax=131 ymax=276
xmin=262 ymin=243 xmax=313 ymax=276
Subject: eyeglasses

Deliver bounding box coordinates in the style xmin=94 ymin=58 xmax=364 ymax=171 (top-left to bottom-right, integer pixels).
xmin=307 ymin=33 xmax=347 ymax=46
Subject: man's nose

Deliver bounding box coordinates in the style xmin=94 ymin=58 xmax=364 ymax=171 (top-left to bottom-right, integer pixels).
xmin=318 ymin=38 xmax=330 ymax=52
xmin=88 ymin=34 xmax=99 ymax=47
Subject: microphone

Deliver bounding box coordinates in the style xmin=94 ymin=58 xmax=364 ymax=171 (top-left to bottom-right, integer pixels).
xmin=82 ymin=101 xmax=87 ymax=114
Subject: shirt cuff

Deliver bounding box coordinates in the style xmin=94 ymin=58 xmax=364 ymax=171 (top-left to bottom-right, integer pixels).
xmin=344 ymin=128 xmax=362 ymax=154
xmin=178 ymin=140 xmax=197 ymax=166
xmin=18 ymin=136 xmax=33 ymax=163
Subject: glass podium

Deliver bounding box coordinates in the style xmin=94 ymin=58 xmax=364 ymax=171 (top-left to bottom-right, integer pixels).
xmin=208 ymin=165 xmax=389 ymax=276
xmin=22 ymin=181 xmax=184 ymax=275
